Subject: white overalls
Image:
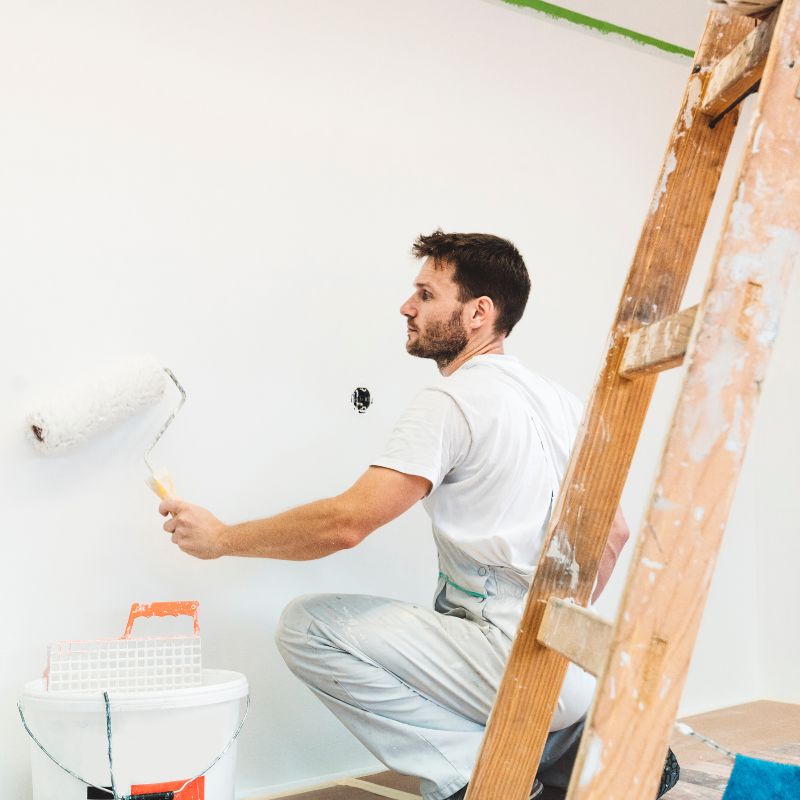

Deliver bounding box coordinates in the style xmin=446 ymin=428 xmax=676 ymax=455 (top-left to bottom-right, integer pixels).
xmin=276 ymin=356 xmax=596 ymax=800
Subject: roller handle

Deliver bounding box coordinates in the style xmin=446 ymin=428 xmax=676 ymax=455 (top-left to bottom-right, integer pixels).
xmin=147 ymin=469 xmax=180 ymax=520
xmin=147 ymin=470 xmax=176 ymax=501
xmin=122 ymin=600 xmax=200 ymax=638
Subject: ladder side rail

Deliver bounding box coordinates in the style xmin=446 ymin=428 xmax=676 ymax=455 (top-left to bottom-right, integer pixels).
xmin=568 ymin=2 xmax=800 ymax=797
xmin=466 ymin=11 xmax=753 ymax=800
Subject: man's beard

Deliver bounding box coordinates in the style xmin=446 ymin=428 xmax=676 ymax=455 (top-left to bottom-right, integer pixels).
xmin=406 ymin=307 xmax=469 ymax=370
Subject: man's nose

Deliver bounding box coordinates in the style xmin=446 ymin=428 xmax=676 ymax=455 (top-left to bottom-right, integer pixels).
xmin=400 ymin=297 xmax=415 ymax=318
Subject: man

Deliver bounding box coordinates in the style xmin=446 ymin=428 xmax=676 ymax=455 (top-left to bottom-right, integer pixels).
xmin=159 ymin=231 xmax=676 ymax=799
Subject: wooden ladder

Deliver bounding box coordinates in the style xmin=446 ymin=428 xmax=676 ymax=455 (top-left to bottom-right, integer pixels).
xmin=466 ymin=3 xmax=800 ymax=799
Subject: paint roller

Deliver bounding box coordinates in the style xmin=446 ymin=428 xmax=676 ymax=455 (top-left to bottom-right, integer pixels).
xmin=26 ymin=354 xmax=186 ymax=500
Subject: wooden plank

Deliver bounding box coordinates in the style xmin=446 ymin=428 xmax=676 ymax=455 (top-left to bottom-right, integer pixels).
xmin=466 ymin=11 xmax=753 ymax=800
xmin=336 ymin=778 xmax=420 ymax=800
xmin=619 ymin=305 xmax=698 ymax=378
xmin=252 ymin=776 xmax=421 ymax=800
xmin=360 ymin=773 xmax=422 ymax=795
xmin=669 ymin=701 xmax=800 ymax=799
xmin=701 ymin=11 xmax=778 ymax=118
xmin=677 ymin=701 xmax=800 ymax=758
xmin=536 ymin=598 xmax=612 ymax=677
xmin=568 ymin=2 xmax=800 ymax=798
xmin=252 ymin=783 xmax=368 ymax=800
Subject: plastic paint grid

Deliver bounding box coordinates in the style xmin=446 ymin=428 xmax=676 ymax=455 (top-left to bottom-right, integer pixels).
xmin=47 ymin=635 xmax=202 ymax=693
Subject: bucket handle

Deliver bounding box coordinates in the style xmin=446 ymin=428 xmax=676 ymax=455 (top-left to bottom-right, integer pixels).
xmin=122 ymin=601 xmax=200 ymax=638
xmin=17 ymin=690 xmax=250 ymax=800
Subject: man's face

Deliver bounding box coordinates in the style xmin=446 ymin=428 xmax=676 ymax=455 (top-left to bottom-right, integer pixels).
xmin=400 ymin=257 xmax=469 ymax=369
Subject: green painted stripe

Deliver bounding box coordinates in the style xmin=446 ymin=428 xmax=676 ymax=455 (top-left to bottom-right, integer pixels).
xmin=439 ymin=571 xmax=488 ymax=599
xmin=499 ymin=0 xmax=695 ymax=59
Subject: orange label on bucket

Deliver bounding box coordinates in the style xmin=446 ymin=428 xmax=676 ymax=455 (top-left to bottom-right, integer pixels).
xmin=130 ymin=776 xmax=204 ymax=799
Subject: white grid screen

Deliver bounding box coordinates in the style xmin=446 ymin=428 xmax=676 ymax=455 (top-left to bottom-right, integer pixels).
xmin=47 ymin=635 xmax=202 ymax=693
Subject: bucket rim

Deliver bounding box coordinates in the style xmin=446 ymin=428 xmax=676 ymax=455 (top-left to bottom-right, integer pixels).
xmin=22 ymin=668 xmax=248 ymax=711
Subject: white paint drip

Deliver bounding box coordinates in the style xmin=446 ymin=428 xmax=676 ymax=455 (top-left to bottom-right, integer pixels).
xmin=641 ymin=557 xmax=663 ymax=570
xmin=683 ymin=76 xmax=702 ymax=130
xmin=599 ymin=415 xmax=611 ymax=444
xmin=650 ymin=150 xmax=677 ymax=215
xmin=693 ymin=506 xmax=705 ymax=522
xmin=725 ymin=395 xmax=745 ymax=453
xmin=653 ymin=494 xmax=677 ymax=511
xmin=754 ymin=226 xmax=800 ymax=345
xmin=686 ymin=328 xmax=740 ymax=463
xmin=730 ymin=198 xmax=755 ymax=243
xmin=546 ymin=528 xmax=580 ymax=593
xmin=620 ymin=651 xmax=630 ymax=667
xmin=754 ymin=169 xmax=770 ymax=202
xmin=579 ymin=734 xmax=604 ymax=788
xmin=752 ymin=122 xmax=764 ymax=154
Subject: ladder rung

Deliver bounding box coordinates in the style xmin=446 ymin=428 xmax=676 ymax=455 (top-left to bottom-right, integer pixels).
xmin=536 ymin=597 xmax=612 ymax=678
xmin=619 ymin=305 xmax=698 ymax=379
xmin=701 ymin=10 xmax=778 ymax=117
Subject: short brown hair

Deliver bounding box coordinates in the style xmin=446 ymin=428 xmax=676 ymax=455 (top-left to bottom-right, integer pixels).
xmin=412 ymin=229 xmax=531 ymax=337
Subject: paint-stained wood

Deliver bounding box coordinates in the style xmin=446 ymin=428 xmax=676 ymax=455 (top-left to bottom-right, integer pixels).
xmin=619 ymin=305 xmax=698 ymax=378
xmin=701 ymin=11 xmax=777 ymax=118
xmin=536 ymin=599 xmax=612 ymax=678
xmin=466 ymin=11 xmax=753 ymax=800
xmin=568 ymin=1 xmax=800 ymax=797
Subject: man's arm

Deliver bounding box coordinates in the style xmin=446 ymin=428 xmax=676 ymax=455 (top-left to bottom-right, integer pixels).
xmin=159 ymin=466 xmax=431 ymax=560
xmin=591 ymin=506 xmax=630 ymax=602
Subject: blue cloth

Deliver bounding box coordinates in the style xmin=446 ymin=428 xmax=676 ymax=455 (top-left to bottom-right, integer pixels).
xmin=722 ymin=754 xmax=800 ymax=799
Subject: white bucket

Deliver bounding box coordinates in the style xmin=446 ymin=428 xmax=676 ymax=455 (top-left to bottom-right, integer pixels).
xmin=21 ymin=668 xmax=248 ymax=800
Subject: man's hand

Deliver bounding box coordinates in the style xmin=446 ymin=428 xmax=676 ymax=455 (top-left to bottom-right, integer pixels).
xmin=159 ymin=498 xmax=228 ymax=560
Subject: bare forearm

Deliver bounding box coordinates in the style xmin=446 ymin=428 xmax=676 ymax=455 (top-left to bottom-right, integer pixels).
xmin=592 ymin=506 xmax=630 ymax=602
xmin=219 ymin=496 xmax=358 ymax=560
xmin=592 ymin=547 xmax=617 ymax=602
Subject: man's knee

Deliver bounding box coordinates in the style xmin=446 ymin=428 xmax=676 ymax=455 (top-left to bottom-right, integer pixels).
xmin=275 ymin=593 xmax=314 ymax=647
xmin=274 ymin=593 xmax=331 ymax=671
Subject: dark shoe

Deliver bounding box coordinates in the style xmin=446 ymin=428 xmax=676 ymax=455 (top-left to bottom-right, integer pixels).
xmin=657 ymin=748 xmax=680 ymax=798
xmin=445 ymin=778 xmax=543 ymax=800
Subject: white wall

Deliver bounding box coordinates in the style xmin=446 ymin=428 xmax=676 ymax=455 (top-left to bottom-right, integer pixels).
xmin=752 ymin=266 xmax=800 ymax=704
xmin=0 ymin=2 xmax=795 ymax=798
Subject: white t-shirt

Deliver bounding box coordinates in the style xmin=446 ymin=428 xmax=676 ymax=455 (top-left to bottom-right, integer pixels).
xmin=371 ymin=354 xmax=583 ymax=574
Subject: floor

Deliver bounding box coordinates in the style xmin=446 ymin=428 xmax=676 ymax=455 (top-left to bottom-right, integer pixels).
xmin=667 ymin=701 xmax=800 ymax=800
xmin=256 ymin=701 xmax=800 ymax=800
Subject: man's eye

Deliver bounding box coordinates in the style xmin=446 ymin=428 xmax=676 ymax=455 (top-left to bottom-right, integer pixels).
xmin=421 ymin=291 xmax=430 ymax=300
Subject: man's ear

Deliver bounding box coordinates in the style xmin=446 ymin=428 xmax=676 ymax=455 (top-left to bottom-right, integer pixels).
xmin=470 ymin=296 xmax=496 ymax=331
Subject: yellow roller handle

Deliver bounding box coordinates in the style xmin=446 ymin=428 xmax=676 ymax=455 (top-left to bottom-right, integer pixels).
xmin=147 ymin=470 xmax=176 ymax=501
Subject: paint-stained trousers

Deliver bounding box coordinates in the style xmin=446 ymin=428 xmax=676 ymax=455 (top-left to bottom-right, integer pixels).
xmin=275 ymin=592 xmax=595 ymax=800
